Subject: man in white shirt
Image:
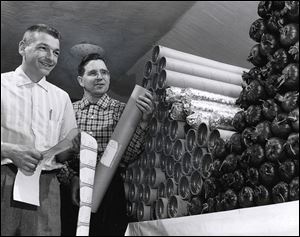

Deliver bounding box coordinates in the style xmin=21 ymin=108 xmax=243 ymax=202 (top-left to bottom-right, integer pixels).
xmin=1 ymin=24 xmax=77 ymax=236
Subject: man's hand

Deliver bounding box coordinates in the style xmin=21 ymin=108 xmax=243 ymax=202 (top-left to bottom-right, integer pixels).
xmin=1 ymin=143 xmax=43 ymax=174
xmin=71 ymin=175 xmax=80 ymax=206
xmin=136 ymin=90 xmax=154 ymax=128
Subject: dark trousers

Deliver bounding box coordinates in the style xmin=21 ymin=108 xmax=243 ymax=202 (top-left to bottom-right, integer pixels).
xmin=60 ymin=168 xmax=128 ymax=236
xmin=1 ymin=165 xmax=60 ymax=236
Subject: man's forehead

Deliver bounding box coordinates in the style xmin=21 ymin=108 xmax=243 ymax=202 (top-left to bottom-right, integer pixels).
xmin=25 ymin=31 xmax=60 ymax=47
xmin=85 ymin=60 xmax=107 ymax=70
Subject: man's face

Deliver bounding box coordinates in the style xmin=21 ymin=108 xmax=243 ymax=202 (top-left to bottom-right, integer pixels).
xmin=19 ymin=32 xmax=60 ymax=78
xmin=78 ymin=59 xmax=110 ymax=98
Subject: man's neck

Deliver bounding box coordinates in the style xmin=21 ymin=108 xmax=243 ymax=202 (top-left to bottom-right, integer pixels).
xmin=83 ymin=92 xmax=105 ymax=104
xmin=21 ymin=64 xmax=43 ymax=83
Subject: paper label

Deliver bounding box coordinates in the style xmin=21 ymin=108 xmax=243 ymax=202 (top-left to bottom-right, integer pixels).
xmin=13 ymin=160 xmax=45 ymax=206
xmin=100 ymin=140 xmax=119 ymax=167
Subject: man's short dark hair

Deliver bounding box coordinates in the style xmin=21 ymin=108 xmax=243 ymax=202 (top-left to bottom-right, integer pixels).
xmin=78 ymin=53 xmax=107 ymax=76
xmin=24 ymin=24 xmax=61 ymax=40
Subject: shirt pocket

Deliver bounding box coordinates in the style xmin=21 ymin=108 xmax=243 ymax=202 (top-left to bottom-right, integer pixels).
xmin=47 ymin=118 xmax=62 ymax=147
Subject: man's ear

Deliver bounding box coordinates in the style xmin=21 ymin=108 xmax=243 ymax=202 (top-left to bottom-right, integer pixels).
xmin=18 ymin=40 xmax=26 ymax=56
xmin=77 ymin=76 xmax=84 ymax=87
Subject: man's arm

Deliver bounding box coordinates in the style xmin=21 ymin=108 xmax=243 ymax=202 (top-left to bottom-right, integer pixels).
xmin=1 ymin=142 xmax=43 ymax=173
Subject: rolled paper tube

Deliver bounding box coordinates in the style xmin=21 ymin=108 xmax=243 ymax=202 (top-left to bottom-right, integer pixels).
xmin=190 ymin=170 xmax=203 ymax=196
xmin=160 ymin=154 xmax=167 ymax=172
xmin=186 ymin=128 xmax=197 ymax=152
xmin=155 ymin=197 xmax=169 ymax=219
xmin=165 ymin=87 xmax=185 ymax=103
xmin=167 ymin=195 xmax=189 ymax=218
xmin=163 ymin=136 xmax=173 ymax=156
xmin=154 ymin=132 xmax=164 ymax=153
xmin=141 ymin=154 xmax=148 ymax=169
xmin=124 ymin=182 xmax=130 ymax=199
xmin=128 ymin=183 xmax=139 ymax=202
xmin=173 ymin=162 xmax=183 ymax=184
xmin=189 ymin=196 xmax=203 ymax=215
xmin=158 ymin=182 xmax=166 ymax=198
xmin=207 ymin=129 xmax=221 ymax=153
xmin=149 ymin=167 xmax=166 ymax=188
xmin=142 ymin=77 xmax=150 ymax=89
xmin=137 ymin=184 xmax=145 ymax=202
xmin=166 ymin=87 xmax=237 ymax=105
xmin=143 ymin=60 xmax=155 ymax=79
xmin=169 ymin=120 xmax=186 ymax=141
xmin=156 ymin=104 xmax=169 ymax=122
xmin=170 ymin=102 xmax=186 ymax=121
xmin=162 ymin=117 xmax=171 ymax=136
xmin=149 ymin=117 xmax=161 ymax=137
xmin=192 ymin=147 xmax=208 ymax=171
xmin=127 ymin=167 xmax=135 ymax=184
xmin=148 ymin=151 xmax=161 ymax=168
xmin=186 ymin=111 xmax=210 ymax=129
xmin=158 ymin=56 xmax=243 ymax=86
xmin=135 ymin=167 xmax=145 ymax=184
xmin=150 ymin=72 xmax=159 ymax=91
xmin=166 ymin=178 xmax=178 ymax=198
xmin=186 ymin=110 xmax=236 ymax=131
xmin=200 ymin=153 xmax=213 ymax=179
xmin=216 ymin=129 xmax=235 ymax=141
xmin=150 ymin=201 xmax=157 ymax=220
xmin=183 ymin=99 xmax=240 ymax=116
xmin=76 ymin=132 xmax=98 ymax=236
xmin=144 ymin=134 xmax=154 ymax=153
xmin=158 ymin=69 xmax=242 ymax=98
xmin=142 ymin=168 xmax=150 ymax=185
xmin=152 ymin=45 xmax=248 ymax=75
xmin=137 ymin=202 xmax=151 ymax=221
xmin=166 ymin=156 xmax=175 ymax=178
xmin=197 ymin=122 xmax=210 ymax=147
xmin=126 ymin=201 xmax=137 ymax=217
xmin=143 ymin=185 xmax=158 ymax=205
xmin=172 ymin=139 xmax=186 ymax=162
xmin=178 ymin=176 xmax=192 ymax=200
xmin=181 ymin=151 xmax=193 ymax=176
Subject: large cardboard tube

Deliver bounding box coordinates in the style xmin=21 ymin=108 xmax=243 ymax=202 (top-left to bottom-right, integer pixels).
xmin=158 ymin=56 xmax=243 ymax=86
xmin=178 ymin=176 xmax=192 ymax=200
xmin=159 ymin=69 xmax=242 ymax=98
xmin=181 ymin=151 xmax=193 ymax=176
xmin=155 ymin=197 xmax=168 ymax=219
xmin=92 ymin=85 xmax=147 ymax=212
xmin=152 ymin=45 xmax=248 ymax=75
xmin=173 ymin=162 xmax=183 ymax=184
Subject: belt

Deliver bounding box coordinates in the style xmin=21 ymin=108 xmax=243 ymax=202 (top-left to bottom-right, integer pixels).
xmin=4 ymin=163 xmax=58 ymax=174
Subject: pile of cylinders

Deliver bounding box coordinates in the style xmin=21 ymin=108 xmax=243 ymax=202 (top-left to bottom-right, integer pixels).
xmin=125 ymin=45 xmax=246 ymax=221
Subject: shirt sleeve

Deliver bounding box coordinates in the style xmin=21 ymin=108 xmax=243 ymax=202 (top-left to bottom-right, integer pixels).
xmin=113 ymin=101 xmax=147 ymax=166
xmin=56 ymin=94 xmax=78 ymax=184
xmin=59 ymin=94 xmax=78 ymax=141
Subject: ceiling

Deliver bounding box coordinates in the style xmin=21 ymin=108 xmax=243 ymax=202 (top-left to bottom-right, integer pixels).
xmin=1 ymin=1 xmax=259 ymax=101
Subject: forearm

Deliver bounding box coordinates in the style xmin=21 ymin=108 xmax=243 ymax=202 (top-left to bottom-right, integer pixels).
xmin=1 ymin=142 xmax=15 ymax=161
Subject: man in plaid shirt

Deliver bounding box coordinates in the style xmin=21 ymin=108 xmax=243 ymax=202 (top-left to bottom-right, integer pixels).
xmin=58 ymin=53 xmax=153 ymax=236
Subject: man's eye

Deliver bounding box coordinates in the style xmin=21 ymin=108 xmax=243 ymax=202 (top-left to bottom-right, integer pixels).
xmin=39 ymin=46 xmax=46 ymax=50
xmin=54 ymin=51 xmax=60 ymax=57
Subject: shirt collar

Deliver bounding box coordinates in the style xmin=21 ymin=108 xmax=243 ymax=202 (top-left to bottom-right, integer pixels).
xmin=15 ymin=66 xmax=49 ymax=92
xmin=79 ymin=94 xmax=111 ymax=110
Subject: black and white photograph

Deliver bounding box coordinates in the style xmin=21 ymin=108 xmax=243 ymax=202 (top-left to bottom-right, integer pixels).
xmin=1 ymin=1 xmax=299 ymax=236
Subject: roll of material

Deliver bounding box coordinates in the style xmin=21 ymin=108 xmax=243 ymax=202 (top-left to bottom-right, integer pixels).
xmin=186 ymin=110 xmax=236 ymax=131
xmin=170 ymin=102 xmax=186 ymax=121
xmin=92 ymin=85 xmax=147 ymax=213
xmin=158 ymin=56 xmax=243 ymax=86
xmin=152 ymin=45 xmax=249 ymax=75
xmin=76 ymin=132 xmax=98 ymax=236
xmin=159 ymin=69 xmax=242 ymax=98
xmin=183 ymin=99 xmax=240 ymax=116
xmin=166 ymin=87 xmax=237 ymax=105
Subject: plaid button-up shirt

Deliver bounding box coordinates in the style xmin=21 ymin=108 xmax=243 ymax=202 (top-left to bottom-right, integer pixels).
xmin=57 ymin=93 xmax=147 ymax=184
